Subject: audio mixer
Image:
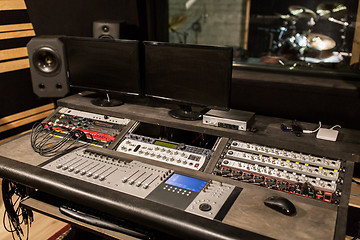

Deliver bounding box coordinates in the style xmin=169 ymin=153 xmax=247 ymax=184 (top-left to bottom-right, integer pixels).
xmin=213 ymin=139 xmax=346 ymax=204
xmin=116 ymin=133 xmax=214 ymax=170
xmin=44 ymin=107 xmax=131 ymax=148
xmin=40 ymin=148 xmax=241 ymax=220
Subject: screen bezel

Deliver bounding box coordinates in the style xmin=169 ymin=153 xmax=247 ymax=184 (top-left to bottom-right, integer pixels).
xmin=65 ymin=36 xmax=141 ymax=97
xmin=143 ymin=41 xmax=233 ymax=111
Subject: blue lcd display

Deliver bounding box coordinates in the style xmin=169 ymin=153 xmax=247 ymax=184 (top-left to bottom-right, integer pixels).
xmin=165 ymin=174 xmax=207 ymax=192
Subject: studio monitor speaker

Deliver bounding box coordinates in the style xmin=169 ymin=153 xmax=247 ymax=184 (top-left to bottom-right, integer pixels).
xmin=27 ymin=36 xmax=69 ymax=98
xmin=93 ymin=20 xmax=122 ymax=39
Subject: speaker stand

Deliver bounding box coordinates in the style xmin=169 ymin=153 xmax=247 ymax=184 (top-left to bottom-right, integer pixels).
xmin=91 ymin=93 xmax=123 ymax=107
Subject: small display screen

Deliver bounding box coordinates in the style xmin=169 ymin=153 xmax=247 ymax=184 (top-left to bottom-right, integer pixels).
xmin=154 ymin=140 xmax=178 ymax=149
xmin=165 ymin=174 xmax=207 ymax=192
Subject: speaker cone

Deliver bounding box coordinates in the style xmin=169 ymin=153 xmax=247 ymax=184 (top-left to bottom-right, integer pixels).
xmin=33 ymin=47 xmax=61 ymax=74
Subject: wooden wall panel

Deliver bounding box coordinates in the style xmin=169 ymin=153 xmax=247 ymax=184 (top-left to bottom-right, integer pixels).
xmin=0 ymin=0 xmax=52 ymax=140
xmin=0 ymin=47 xmax=28 ymax=61
xmin=351 ymin=0 xmax=360 ymax=65
xmin=0 ymin=0 xmax=27 ymax=11
xmin=0 ymin=58 xmax=29 ymax=73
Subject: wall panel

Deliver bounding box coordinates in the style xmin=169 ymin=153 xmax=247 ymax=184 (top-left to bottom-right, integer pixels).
xmin=0 ymin=0 xmax=52 ymax=140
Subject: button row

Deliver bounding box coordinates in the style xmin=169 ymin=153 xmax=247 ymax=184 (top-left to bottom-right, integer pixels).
xmin=163 ymin=185 xmax=192 ymax=196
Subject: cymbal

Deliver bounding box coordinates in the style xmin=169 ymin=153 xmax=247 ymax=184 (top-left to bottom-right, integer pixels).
xmin=289 ymin=6 xmax=316 ymax=18
xmin=316 ymin=2 xmax=347 ymax=19
xmin=169 ymin=15 xmax=187 ymax=30
xmin=307 ymin=33 xmax=336 ymax=50
xmin=275 ymin=13 xmax=297 ymax=20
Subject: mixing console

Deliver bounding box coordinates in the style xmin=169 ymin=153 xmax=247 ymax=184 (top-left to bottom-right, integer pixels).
xmin=213 ymin=139 xmax=345 ymax=204
xmin=41 ymin=148 xmax=241 ymax=220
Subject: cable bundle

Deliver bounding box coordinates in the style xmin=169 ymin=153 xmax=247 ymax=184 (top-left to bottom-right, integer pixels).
xmin=2 ymin=179 xmax=33 ymax=240
xmin=30 ymin=122 xmax=92 ymax=157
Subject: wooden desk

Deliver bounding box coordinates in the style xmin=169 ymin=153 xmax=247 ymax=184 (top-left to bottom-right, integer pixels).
xmin=0 ymin=93 xmax=359 ymax=240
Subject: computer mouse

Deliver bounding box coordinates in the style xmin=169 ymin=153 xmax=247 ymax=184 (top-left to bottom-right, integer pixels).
xmin=264 ymin=196 xmax=296 ymax=216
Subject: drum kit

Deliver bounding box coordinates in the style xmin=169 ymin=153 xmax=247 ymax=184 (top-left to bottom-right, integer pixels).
xmin=271 ymin=2 xmax=351 ymax=64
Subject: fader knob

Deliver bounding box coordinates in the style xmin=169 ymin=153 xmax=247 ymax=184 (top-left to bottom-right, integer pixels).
xmin=179 ymin=143 xmax=186 ymax=150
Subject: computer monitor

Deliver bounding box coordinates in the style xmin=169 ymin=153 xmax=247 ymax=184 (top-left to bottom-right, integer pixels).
xmin=143 ymin=41 xmax=233 ymax=120
xmin=65 ymin=37 xmax=141 ymax=106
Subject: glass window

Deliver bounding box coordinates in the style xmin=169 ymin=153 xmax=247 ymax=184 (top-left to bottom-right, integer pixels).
xmin=168 ymin=0 xmax=360 ymax=76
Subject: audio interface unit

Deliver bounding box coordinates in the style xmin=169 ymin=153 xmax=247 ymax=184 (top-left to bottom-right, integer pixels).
xmin=116 ymin=133 xmax=213 ymax=170
xmin=40 ymin=148 xmax=241 ymax=221
xmin=203 ymin=109 xmax=255 ymax=131
xmin=213 ymin=139 xmax=346 ymax=204
xmin=44 ymin=107 xmax=131 ymax=148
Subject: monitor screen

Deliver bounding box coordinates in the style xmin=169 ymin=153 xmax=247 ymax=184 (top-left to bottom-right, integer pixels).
xmin=144 ymin=41 xmax=233 ymax=119
xmin=65 ymin=37 xmax=141 ymax=97
xmin=165 ymin=174 xmax=207 ymax=192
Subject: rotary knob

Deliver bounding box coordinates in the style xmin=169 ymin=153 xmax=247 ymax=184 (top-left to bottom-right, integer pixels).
xmin=199 ymin=203 xmax=212 ymax=212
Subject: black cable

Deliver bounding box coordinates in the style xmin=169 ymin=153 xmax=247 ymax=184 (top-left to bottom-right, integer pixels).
xmin=30 ymin=122 xmax=90 ymax=157
xmin=2 ymin=180 xmax=33 ymax=240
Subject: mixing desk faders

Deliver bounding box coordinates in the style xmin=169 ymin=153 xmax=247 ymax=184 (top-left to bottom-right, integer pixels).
xmin=116 ymin=133 xmax=213 ymax=170
xmin=40 ymin=148 xmax=241 ymax=221
xmin=213 ymin=139 xmax=346 ymax=204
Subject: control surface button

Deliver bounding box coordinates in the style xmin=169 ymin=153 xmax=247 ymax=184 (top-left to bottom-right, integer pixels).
xmin=199 ymin=203 xmax=212 ymax=212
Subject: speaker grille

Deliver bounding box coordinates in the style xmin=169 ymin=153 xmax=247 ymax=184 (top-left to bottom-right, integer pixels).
xmin=33 ymin=47 xmax=61 ymax=74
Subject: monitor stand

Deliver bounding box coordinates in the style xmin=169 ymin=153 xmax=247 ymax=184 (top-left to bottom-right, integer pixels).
xmin=91 ymin=93 xmax=123 ymax=107
xmin=169 ymin=105 xmax=202 ymax=121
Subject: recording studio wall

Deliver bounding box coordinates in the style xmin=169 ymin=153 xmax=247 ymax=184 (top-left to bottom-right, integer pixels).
xmin=0 ymin=1 xmax=50 ymax=140
xmin=230 ymin=68 xmax=360 ymax=130
xmin=24 ymin=0 xmax=148 ymax=40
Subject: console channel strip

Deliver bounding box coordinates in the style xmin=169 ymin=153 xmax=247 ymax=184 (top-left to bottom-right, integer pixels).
xmin=213 ymin=139 xmax=345 ymax=204
xmin=45 ymin=107 xmax=131 ymax=148
xmin=41 ymin=148 xmax=241 ymax=220
xmin=116 ymin=133 xmax=214 ymax=170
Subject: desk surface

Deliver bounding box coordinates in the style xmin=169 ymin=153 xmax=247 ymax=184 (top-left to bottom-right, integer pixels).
xmin=0 ymin=93 xmax=359 ymax=240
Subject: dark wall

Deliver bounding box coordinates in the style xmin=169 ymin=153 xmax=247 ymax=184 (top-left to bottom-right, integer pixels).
xmin=25 ymin=0 xmax=148 ymax=40
xmin=230 ymin=68 xmax=360 ymax=129
xmin=0 ymin=8 xmax=50 ymax=140
xmin=0 ymin=9 xmax=49 ymax=119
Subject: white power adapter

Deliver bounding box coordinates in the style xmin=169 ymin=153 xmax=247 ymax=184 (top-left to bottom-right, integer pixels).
xmin=316 ymin=128 xmax=339 ymax=141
